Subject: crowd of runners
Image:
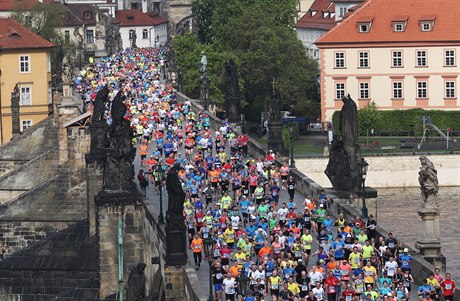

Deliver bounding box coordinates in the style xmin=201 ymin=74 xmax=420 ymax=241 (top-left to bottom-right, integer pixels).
xmin=77 ymin=48 xmax=456 ymax=301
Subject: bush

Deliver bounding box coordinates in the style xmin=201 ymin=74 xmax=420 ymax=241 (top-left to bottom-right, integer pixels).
xmin=332 ymin=109 xmax=460 ymax=136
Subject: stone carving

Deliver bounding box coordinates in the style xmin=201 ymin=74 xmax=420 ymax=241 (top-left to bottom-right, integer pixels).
xmin=131 ymin=31 xmax=137 ymax=49
xmin=103 ymin=90 xmax=136 ymax=191
xmin=339 ymin=93 xmax=358 ymax=146
xmin=199 ymin=51 xmax=207 ymax=79
xmin=11 ymin=84 xmax=20 ymax=138
xmin=418 ymin=156 xmax=439 ymax=208
xmin=166 ymin=163 xmax=185 ymax=215
xmin=92 ymin=86 xmax=109 ymax=123
xmin=325 ymin=94 xmax=361 ymax=193
xmin=224 ymin=59 xmax=241 ymax=122
xmin=89 ymin=86 xmax=110 ymax=152
xmin=126 ymin=262 xmax=146 ymax=301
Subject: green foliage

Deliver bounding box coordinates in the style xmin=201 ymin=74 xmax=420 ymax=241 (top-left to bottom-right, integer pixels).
xmin=282 ymin=123 xmax=299 ymax=149
xmin=332 ymin=108 xmax=460 ymax=136
xmin=359 ymin=101 xmax=380 ymax=135
xmin=179 ymin=0 xmax=319 ymax=119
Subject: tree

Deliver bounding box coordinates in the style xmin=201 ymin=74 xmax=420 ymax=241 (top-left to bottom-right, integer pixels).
xmin=12 ymin=1 xmax=71 ymax=75
xmin=359 ymin=101 xmax=380 ymax=135
xmin=192 ymin=0 xmax=217 ymax=44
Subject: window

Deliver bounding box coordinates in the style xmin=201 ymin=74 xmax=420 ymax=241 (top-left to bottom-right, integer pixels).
xmin=392 ymin=81 xmax=403 ymax=99
xmin=339 ymin=7 xmax=347 ymax=17
xmin=19 ymin=55 xmax=30 ymax=73
xmin=84 ymin=10 xmax=92 ymax=20
xmin=335 ymin=52 xmax=345 ymax=68
xmin=130 ymin=2 xmax=139 ymax=9
xmin=416 ymin=50 xmax=427 ymax=67
xmin=445 ymin=50 xmax=455 ymax=66
xmin=64 ymin=30 xmax=70 ymax=44
xmin=20 ymin=86 xmax=31 ymax=105
xmin=129 ymin=29 xmax=135 ymax=40
xmin=142 ymin=29 xmax=148 ymax=39
xmin=335 ymin=82 xmax=345 ymax=99
xmin=47 ymin=53 xmax=51 ymax=72
xmin=417 ymin=81 xmax=427 ymax=98
xmin=21 ymin=120 xmax=32 ymax=131
xmin=359 ymin=82 xmax=369 ymax=99
xmin=358 ymin=51 xmax=369 ymax=68
xmin=86 ymin=30 xmax=94 ymax=43
xmin=359 ymin=23 xmax=370 ymax=33
xmin=421 ymin=22 xmax=433 ymax=31
xmin=392 ymin=51 xmax=402 ymax=67
xmin=153 ymin=2 xmax=160 ymax=12
xmin=393 ymin=23 xmax=405 ymax=32
xmin=445 ymin=81 xmax=455 ymax=98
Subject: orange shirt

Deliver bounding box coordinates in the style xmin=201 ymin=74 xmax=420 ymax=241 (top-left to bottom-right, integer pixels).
xmin=327 ymin=261 xmax=338 ymax=271
xmin=209 ymin=170 xmax=220 ymax=183
xmin=139 ymin=145 xmax=148 ymax=155
xmin=229 ymin=265 xmax=240 ymax=278
xmin=191 ymin=238 xmax=203 ymax=253
xmin=258 ymin=246 xmax=272 ymax=263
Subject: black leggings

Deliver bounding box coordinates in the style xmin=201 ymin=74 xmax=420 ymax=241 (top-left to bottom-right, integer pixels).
xmin=193 ymin=252 xmax=202 ymax=265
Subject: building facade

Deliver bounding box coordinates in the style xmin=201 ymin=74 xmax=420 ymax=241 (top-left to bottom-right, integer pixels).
xmin=0 ymin=18 xmax=54 ymax=144
xmin=315 ymin=0 xmax=460 ymax=122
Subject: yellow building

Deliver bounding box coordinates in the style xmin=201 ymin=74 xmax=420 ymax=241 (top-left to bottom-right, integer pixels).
xmin=0 ymin=17 xmax=54 ymax=144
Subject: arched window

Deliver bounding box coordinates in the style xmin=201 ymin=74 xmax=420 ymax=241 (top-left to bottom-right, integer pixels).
xmin=142 ymin=29 xmax=148 ymax=39
xmin=129 ymin=29 xmax=135 ymax=40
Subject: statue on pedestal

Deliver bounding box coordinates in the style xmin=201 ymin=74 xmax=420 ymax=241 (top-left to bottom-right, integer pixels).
xmin=166 ymin=163 xmax=185 ymax=215
xmin=199 ymin=51 xmax=207 ymax=80
xmin=325 ymin=94 xmax=361 ymax=193
xmin=126 ymin=263 xmax=146 ymax=301
xmin=267 ymin=77 xmax=283 ymax=154
xmin=225 ymin=59 xmax=241 ymax=122
xmin=11 ymin=84 xmax=20 ymax=139
xmin=418 ymin=156 xmax=439 ymax=208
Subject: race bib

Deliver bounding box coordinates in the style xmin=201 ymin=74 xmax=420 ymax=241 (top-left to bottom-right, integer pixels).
xmin=446 ymin=284 xmax=452 ymax=290
xmin=216 ymin=273 xmax=223 ymax=279
xmin=330 ymin=286 xmax=336 ymax=293
xmin=302 ymin=285 xmax=309 ymax=291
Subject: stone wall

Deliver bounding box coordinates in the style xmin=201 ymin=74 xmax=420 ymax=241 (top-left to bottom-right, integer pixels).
xmin=0 ymin=160 xmax=27 ymax=178
xmin=67 ymin=126 xmax=91 ymax=186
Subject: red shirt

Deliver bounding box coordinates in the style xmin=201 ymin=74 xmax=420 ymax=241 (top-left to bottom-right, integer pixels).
xmin=324 ymin=276 xmax=340 ymax=294
xmin=195 ymin=212 xmax=205 ymax=227
xmin=342 ymin=289 xmax=355 ymax=301
xmin=441 ymin=279 xmax=456 ymax=296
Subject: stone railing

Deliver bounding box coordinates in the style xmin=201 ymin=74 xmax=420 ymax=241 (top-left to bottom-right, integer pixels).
xmin=176 ymin=92 xmax=459 ymax=299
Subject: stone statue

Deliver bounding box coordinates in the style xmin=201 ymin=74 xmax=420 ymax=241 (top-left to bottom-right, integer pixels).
xmin=11 ymin=84 xmax=21 ymax=138
xmin=92 ymin=86 xmax=109 ymax=123
xmin=103 ymin=89 xmax=136 ymax=191
xmin=131 ymin=31 xmax=137 ymax=49
xmin=270 ymin=81 xmax=281 ymax=122
xmin=418 ymin=156 xmax=439 ymax=208
xmin=339 ymin=94 xmax=358 ymax=146
xmin=11 ymin=84 xmax=19 ymax=104
xmin=62 ymin=63 xmax=72 ymax=84
xmin=126 ymin=263 xmax=146 ymax=301
xmin=224 ymin=59 xmax=241 ymax=121
xmin=166 ymin=163 xmax=185 ymax=215
xmin=325 ymin=94 xmax=361 ymax=193
xmin=199 ymin=51 xmax=207 ymax=79
xmin=74 ymin=27 xmax=83 ymax=46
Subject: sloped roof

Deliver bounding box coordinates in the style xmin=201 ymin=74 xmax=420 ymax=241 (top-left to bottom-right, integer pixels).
xmin=316 ymin=0 xmax=460 ymax=46
xmin=115 ymin=9 xmax=168 ymax=27
xmin=64 ymin=3 xmax=97 ymax=26
xmin=0 ymin=17 xmax=54 ymax=50
xmin=295 ymin=0 xmax=336 ymax=31
xmin=0 ymin=0 xmax=52 ymax=12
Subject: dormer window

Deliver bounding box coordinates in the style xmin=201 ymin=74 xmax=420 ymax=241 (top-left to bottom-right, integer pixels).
xmin=421 ymin=21 xmax=433 ymax=31
xmin=393 ymin=22 xmax=405 ymax=32
xmin=359 ymin=23 xmax=370 ymax=33
xmin=311 ymin=10 xmax=317 ymax=16
xmin=323 ymin=11 xmax=329 ymax=18
xmin=84 ymin=10 xmax=92 ymax=19
xmin=357 ymin=17 xmax=374 ymax=33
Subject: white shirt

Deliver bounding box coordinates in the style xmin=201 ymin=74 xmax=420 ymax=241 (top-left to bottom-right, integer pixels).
xmin=277 ymin=207 xmax=288 ymax=221
xmin=312 ymin=287 xmax=325 ymax=301
xmin=223 ymin=278 xmax=236 ymax=294
xmin=254 ymin=270 xmax=266 ymax=284
xmin=231 ymin=216 xmax=240 ymax=230
xmin=385 ymin=260 xmax=398 ymax=277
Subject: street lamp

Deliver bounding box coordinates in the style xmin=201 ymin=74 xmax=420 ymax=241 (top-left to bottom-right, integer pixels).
xmin=289 ymin=125 xmax=296 ymax=168
xmin=359 ymin=157 xmax=369 ymax=218
xmin=203 ymin=237 xmax=216 ymax=301
xmin=236 ymin=273 xmax=250 ymax=298
xmin=154 ymin=165 xmax=165 ymax=224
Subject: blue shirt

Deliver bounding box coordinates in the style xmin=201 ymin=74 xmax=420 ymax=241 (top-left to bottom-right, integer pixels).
xmin=399 ymin=254 xmax=412 ymax=268
xmin=245 ymin=225 xmax=256 ymax=239
xmin=331 ymin=240 xmax=345 ymax=258
xmin=240 ymin=200 xmax=250 ymax=214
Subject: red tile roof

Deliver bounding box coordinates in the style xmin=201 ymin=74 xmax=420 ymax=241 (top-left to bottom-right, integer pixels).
xmin=316 ymin=0 xmax=460 ymax=46
xmin=115 ymin=9 xmax=168 ymax=27
xmin=0 ymin=17 xmax=54 ymax=50
xmin=0 ymin=0 xmax=52 ymax=12
xmin=295 ymin=0 xmax=336 ymax=31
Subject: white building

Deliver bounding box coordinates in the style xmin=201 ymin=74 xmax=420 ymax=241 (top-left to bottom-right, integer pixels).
xmin=116 ymin=10 xmax=168 ymax=49
xmin=315 ymin=0 xmax=460 ymax=121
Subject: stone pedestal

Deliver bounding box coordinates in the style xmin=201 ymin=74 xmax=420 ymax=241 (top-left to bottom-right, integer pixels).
xmin=57 ymin=102 xmax=80 ymax=164
xmin=226 ymin=96 xmax=240 ymax=123
xmin=268 ymin=121 xmax=283 ymax=155
xmin=165 ymin=213 xmax=187 ymax=267
xmin=95 ymin=38 xmax=107 ymax=58
xmin=85 ymin=155 xmax=103 ymax=236
xmin=416 ymin=208 xmax=441 ymax=257
xmin=95 ymin=190 xmax=145 ymax=299
xmin=67 ymin=126 xmax=90 ymax=186
xmin=164 ymin=266 xmax=186 ymax=301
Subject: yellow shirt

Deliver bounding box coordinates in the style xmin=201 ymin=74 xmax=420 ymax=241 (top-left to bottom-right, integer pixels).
xmin=269 ymin=276 xmax=282 ymax=290
xmin=363 ymin=266 xmax=376 ymax=284
xmin=362 ymin=245 xmax=373 ymax=259
xmin=288 ymin=282 xmax=301 ymax=295
xmin=233 ymin=252 xmax=246 ymax=267
xmin=224 ymin=228 xmax=236 ymax=243
xmin=349 ymin=252 xmax=362 ymax=269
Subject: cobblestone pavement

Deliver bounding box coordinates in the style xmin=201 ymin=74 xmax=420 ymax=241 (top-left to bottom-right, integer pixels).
xmin=377 ymin=187 xmax=460 ymax=284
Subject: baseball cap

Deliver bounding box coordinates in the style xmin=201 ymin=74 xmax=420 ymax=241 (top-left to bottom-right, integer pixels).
xmin=403 ymin=248 xmax=409 ymax=252
xmin=319 ymin=204 xmax=324 ymax=208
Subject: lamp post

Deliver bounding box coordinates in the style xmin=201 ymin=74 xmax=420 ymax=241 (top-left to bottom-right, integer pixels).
xmin=236 ymin=273 xmax=250 ymax=299
xmin=289 ymin=125 xmax=296 ymax=168
xmin=154 ymin=165 xmax=165 ymax=224
xmin=203 ymin=237 xmax=216 ymax=301
xmin=359 ymin=157 xmax=369 ymax=218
